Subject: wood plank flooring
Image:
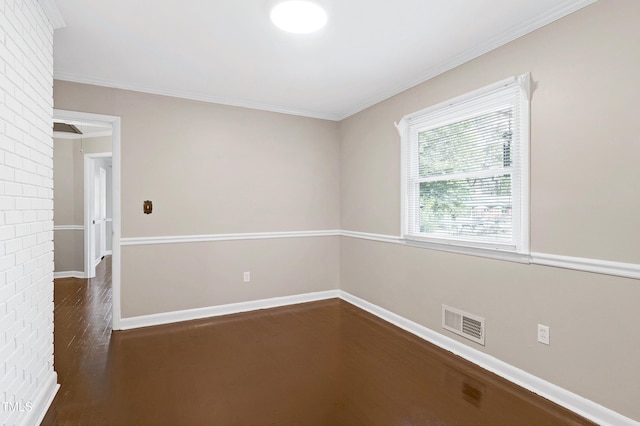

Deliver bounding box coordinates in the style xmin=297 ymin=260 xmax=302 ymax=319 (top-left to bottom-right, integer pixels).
xmin=42 ymin=258 xmax=594 ymax=425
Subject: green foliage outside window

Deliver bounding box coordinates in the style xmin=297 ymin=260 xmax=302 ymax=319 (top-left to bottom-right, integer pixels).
xmin=417 ymin=108 xmax=513 ymax=240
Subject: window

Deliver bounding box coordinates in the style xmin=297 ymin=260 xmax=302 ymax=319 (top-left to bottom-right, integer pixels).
xmin=398 ymin=74 xmax=530 ymax=257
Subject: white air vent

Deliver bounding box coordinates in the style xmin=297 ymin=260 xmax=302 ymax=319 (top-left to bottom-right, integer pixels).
xmin=442 ymin=305 xmax=485 ymax=345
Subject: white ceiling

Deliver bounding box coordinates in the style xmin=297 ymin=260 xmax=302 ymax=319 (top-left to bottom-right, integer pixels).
xmin=52 ymin=0 xmax=596 ymax=121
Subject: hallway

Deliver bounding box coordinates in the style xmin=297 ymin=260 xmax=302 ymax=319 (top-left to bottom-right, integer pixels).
xmin=42 ymin=257 xmax=113 ymax=424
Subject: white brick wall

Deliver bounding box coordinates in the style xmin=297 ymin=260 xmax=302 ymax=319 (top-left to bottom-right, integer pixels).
xmin=0 ymin=1 xmax=57 ymax=425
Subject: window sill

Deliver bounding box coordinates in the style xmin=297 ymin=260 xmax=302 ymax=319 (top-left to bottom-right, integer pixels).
xmin=401 ymin=238 xmax=530 ymax=264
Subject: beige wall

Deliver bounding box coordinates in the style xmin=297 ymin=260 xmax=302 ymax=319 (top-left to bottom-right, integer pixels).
xmin=53 ymin=139 xmax=75 ymax=226
xmin=122 ymin=237 xmax=339 ymax=317
xmin=340 ymin=0 xmax=640 ymax=420
xmin=53 ymin=84 xmax=341 ymax=316
xmin=52 ymin=0 xmax=640 ymax=420
xmin=53 ymin=136 xmax=113 ymax=273
xmin=52 ymin=230 xmax=84 ymax=272
xmin=53 ymin=137 xmax=82 ymax=272
xmin=53 ymin=85 xmax=341 ymax=236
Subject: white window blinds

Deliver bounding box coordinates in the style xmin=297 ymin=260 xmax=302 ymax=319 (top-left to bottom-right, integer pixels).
xmin=399 ymin=74 xmax=530 ymax=254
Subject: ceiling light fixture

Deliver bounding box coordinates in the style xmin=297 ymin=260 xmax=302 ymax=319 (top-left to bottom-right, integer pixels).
xmin=270 ymin=1 xmax=327 ymax=34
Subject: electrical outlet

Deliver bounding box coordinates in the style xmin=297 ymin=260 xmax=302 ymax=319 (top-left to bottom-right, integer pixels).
xmin=243 ymin=272 xmax=250 ymax=283
xmin=537 ymin=324 xmax=550 ymax=345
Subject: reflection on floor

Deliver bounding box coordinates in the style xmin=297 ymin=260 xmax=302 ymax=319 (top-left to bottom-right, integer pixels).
xmin=42 ymin=257 xmax=593 ymax=425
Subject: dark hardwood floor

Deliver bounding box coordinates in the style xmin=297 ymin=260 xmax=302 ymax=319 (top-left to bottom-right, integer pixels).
xmin=42 ymin=258 xmax=594 ymax=425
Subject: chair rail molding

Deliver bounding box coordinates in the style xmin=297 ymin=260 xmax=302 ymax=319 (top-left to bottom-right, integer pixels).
xmin=120 ymin=230 xmax=341 ymax=246
xmin=119 ymin=229 xmax=640 ymax=280
xmin=54 ymin=225 xmax=85 ymax=231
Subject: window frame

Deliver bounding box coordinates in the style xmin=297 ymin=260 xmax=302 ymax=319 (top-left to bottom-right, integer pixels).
xmin=397 ymin=74 xmax=531 ymax=261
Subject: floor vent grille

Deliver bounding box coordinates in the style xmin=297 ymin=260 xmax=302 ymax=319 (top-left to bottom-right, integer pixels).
xmin=442 ymin=305 xmax=485 ymax=345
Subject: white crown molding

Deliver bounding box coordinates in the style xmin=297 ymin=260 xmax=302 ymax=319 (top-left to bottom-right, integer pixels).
xmin=334 ymin=0 xmax=600 ymax=120
xmin=38 ymin=0 xmax=65 ymax=29
xmin=120 ymin=230 xmax=341 ymax=246
xmin=338 ymin=290 xmax=637 ymax=426
xmin=53 ymin=72 xmax=342 ymax=121
xmin=119 ymin=290 xmax=340 ymax=330
xmin=52 ymin=1 xmax=596 ymax=121
xmin=53 ymin=225 xmax=85 ymax=231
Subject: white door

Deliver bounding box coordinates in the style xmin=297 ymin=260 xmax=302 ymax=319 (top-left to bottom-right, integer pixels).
xmin=94 ymin=166 xmax=107 ymax=265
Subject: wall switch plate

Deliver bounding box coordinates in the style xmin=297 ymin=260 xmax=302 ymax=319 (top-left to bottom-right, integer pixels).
xmin=537 ymin=324 xmax=550 ymax=345
xmin=243 ymin=272 xmax=250 ymax=282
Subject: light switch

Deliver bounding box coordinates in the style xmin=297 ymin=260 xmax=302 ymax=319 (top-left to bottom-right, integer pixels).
xmin=143 ymin=200 xmax=152 ymax=214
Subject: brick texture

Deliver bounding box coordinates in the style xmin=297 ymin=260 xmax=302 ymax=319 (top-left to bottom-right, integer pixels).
xmin=0 ymin=1 xmax=56 ymax=425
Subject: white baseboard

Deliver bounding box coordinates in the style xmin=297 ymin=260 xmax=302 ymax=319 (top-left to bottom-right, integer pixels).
xmin=54 ymin=271 xmax=86 ymax=279
xmin=338 ymin=290 xmax=637 ymax=426
xmin=119 ymin=289 xmax=340 ymax=330
xmin=116 ymin=288 xmax=636 ymax=425
xmin=20 ymin=372 xmax=59 ymax=426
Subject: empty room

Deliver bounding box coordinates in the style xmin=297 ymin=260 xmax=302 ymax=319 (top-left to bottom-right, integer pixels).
xmin=2 ymin=0 xmax=640 ymax=425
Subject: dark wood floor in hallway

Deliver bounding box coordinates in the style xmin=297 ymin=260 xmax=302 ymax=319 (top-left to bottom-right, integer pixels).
xmin=42 ymin=258 xmax=594 ymax=425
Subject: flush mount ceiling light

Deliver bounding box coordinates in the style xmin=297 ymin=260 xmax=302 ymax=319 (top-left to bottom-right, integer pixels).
xmin=270 ymin=1 xmax=327 ymax=34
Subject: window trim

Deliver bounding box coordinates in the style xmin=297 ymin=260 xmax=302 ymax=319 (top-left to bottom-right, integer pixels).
xmin=397 ymin=74 xmax=531 ymax=259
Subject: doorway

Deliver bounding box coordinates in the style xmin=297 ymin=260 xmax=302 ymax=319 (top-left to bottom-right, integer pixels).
xmin=52 ymin=109 xmax=122 ymax=330
xmin=85 ymin=154 xmax=112 ymax=278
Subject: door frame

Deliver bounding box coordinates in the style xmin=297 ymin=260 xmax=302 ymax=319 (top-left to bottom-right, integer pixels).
xmin=53 ymin=109 xmax=122 ymax=330
xmin=85 ymin=153 xmax=111 ymax=276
